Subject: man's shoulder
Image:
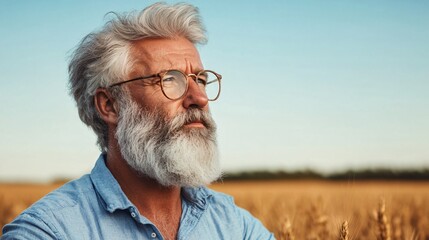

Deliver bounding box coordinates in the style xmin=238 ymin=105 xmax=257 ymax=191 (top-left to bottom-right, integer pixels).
xmin=21 ymin=174 xmax=94 ymax=218
xmin=2 ymin=175 xmax=97 ymax=239
xmin=186 ymin=186 xmax=275 ymax=239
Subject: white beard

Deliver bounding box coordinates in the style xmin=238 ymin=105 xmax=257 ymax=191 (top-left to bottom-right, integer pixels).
xmin=114 ymin=97 xmax=221 ymax=187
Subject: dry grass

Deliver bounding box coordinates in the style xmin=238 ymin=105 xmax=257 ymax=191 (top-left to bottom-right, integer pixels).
xmin=1 ymin=180 xmax=428 ymax=239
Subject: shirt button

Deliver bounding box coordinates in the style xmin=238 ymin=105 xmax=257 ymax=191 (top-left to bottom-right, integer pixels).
xmin=151 ymin=232 xmax=157 ymax=238
xmin=131 ymin=212 xmax=136 ymax=218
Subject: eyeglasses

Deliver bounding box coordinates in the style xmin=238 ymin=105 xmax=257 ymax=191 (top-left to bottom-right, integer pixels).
xmin=108 ymin=69 xmax=222 ymax=101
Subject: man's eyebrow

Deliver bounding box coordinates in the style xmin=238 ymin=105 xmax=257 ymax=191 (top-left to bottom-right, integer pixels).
xmin=193 ymin=68 xmax=204 ymax=73
xmin=159 ymin=68 xmax=205 ymax=74
xmin=157 ymin=69 xmax=170 ymax=74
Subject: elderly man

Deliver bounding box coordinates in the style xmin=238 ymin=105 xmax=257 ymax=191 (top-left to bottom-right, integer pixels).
xmin=2 ymin=3 xmax=273 ymax=240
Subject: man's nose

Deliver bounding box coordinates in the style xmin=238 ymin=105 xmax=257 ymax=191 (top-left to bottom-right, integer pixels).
xmin=182 ymin=76 xmax=209 ymax=109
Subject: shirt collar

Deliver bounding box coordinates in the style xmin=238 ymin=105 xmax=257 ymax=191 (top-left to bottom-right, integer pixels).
xmin=90 ymin=154 xmax=134 ymax=213
xmin=181 ymin=186 xmax=213 ymax=210
xmin=90 ymin=154 xmax=213 ymax=212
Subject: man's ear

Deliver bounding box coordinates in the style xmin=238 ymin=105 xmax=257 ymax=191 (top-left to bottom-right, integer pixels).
xmin=94 ymin=88 xmax=119 ymax=125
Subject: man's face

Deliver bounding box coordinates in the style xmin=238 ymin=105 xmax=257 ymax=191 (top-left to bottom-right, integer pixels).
xmin=125 ymin=37 xmax=209 ymax=120
xmin=113 ymin=37 xmax=221 ymax=187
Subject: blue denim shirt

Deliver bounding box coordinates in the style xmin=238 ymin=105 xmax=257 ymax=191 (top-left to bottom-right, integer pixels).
xmin=2 ymin=155 xmax=274 ymax=240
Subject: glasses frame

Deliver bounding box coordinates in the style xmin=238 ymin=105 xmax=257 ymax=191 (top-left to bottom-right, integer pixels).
xmin=108 ymin=69 xmax=222 ymax=101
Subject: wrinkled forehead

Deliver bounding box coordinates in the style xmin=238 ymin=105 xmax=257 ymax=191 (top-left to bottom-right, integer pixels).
xmin=128 ymin=37 xmax=204 ymax=76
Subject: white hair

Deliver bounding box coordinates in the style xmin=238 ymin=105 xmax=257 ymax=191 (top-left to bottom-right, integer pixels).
xmin=68 ymin=3 xmax=207 ymax=151
xmin=115 ymin=95 xmax=221 ymax=187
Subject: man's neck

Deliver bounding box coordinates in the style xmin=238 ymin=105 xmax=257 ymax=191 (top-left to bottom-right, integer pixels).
xmin=105 ymin=149 xmax=182 ymax=239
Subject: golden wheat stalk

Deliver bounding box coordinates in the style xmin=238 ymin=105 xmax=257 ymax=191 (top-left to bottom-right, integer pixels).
xmin=280 ymin=217 xmax=295 ymax=240
xmin=338 ymin=220 xmax=349 ymax=240
xmin=377 ymin=199 xmax=391 ymax=240
xmin=391 ymin=216 xmax=403 ymax=240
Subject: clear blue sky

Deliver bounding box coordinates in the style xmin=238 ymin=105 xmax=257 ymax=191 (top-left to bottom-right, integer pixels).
xmin=1 ymin=1 xmax=428 ymax=182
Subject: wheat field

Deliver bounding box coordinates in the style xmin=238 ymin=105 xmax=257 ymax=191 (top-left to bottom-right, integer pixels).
xmin=1 ymin=180 xmax=428 ymax=239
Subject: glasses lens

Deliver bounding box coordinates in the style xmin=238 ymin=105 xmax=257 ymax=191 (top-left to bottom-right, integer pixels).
xmin=198 ymin=71 xmax=220 ymax=101
xmin=161 ymin=70 xmax=187 ymax=100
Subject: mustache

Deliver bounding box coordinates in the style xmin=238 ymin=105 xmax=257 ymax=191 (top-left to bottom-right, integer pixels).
xmin=116 ymin=95 xmax=218 ymax=151
xmin=169 ymin=109 xmax=216 ymax=133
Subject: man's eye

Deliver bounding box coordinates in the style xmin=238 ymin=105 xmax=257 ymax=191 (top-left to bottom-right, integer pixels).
xmin=197 ymin=78 xmax=207 ymax=85
xmin=163 ymin=77 xmax=176 ymax=82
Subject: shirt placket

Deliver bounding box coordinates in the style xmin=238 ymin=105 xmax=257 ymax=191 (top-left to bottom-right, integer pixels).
xmin=128 ymin=206 xmax=164 ymax=240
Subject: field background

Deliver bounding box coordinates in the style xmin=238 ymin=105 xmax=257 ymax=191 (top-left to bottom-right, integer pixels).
xmin=1 ymin=180 xmax=429 ymax=239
